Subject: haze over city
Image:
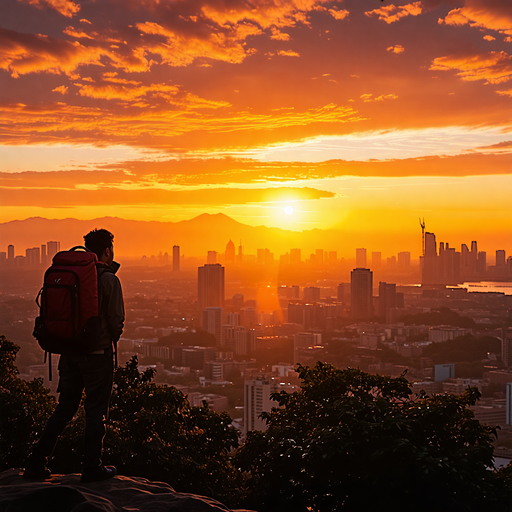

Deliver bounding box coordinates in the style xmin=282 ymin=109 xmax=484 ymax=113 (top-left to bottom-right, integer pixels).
xmin=2 ymin=1 xmax=512 ymax=509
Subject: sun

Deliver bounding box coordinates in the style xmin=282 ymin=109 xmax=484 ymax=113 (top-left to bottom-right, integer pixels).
xmin=284 ymin=206 xmax=294 ymax=215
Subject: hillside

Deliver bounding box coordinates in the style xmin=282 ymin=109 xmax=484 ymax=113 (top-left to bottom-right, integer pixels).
xmin=0 ymin=214 xmax=340 ymax=259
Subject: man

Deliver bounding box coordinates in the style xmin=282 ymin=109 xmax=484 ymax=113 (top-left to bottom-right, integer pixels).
xmin=24 ymin=229 xmax=124 ymax=483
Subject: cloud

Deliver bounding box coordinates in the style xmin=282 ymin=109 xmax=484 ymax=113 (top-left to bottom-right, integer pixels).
xmin=439 ymin=0 xmax=512 ymax=35
xmin=0 ymin=100 xmax=361 ymax=148
xmin=484 ymin=35 xmax=496 ymax=41
xmin=328 ymin=9 xmax=349 ymax=20
xmin=0 ymin=184 xmax=335 ymax=208
xmin=52 ymin=85 xmax=68 ymax=94
xmin=360 ymin=93 xmax=398 ymax=102
xmin=277 ymin=49 xmax=300 ymax=57
xmin=365 ymin=2 xmax=422 ymax=24
xmin=496 ymin=88 xmax=512 ymax=96
xmin=387 ymin=45 xmax=405 ymax=54
xmin=270 ymin=28 xmax=291 ymax=41
xmin=473 ymin=139 xmax=512 ymax=150
xmin=200 ymin=0 xmax=331 ymax=29
xmin=430 ymin=50 xmax=512 ymax=84
xmin=0 ymin=28 xmax=108 ymax=77
xmin=18 ymin=0 xmax=80 ymax=18
xmin=135 ymin=21 xmax=257 ymax=66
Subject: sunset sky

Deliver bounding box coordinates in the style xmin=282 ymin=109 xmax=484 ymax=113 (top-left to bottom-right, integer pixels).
xmin=1 ymin=0 xmax=511 ymax=257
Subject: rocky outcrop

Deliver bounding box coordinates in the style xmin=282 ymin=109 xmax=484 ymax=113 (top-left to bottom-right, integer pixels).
xmin=0 ymin=469 xmax=255 ymax=512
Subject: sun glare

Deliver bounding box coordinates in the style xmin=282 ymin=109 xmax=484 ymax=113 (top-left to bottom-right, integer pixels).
xmin=284 ymin=206 xmax=294 ymax=215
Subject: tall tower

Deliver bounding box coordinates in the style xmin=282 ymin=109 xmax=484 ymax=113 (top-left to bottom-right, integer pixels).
xmin=7 ymin=245 xmax=14 ymax=263
xmin=422 ymin=232 xmax=438 ymax=285
xmin=356 ymin=248 xmax=367 ymax=268
xmin=47 ymin=241 xmax=60 ymax=261
xmin=198 ymin=263 xmax=225 ymax=312
xmin=173 ymin=245 xmax=180 ymax=272
xmin=225 ymin=240 xmax=235 ymax=264
xmin=351 ymin=268 xmax=373 ymax=319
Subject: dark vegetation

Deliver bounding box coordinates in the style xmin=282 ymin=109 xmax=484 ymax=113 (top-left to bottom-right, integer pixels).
xmin=2 ymin=335 xmax=512 ymax=511
xmin=422 ymin=334 xmax=501 ymax=364
xmin=402 ymin=307 xmax=476 ymax=328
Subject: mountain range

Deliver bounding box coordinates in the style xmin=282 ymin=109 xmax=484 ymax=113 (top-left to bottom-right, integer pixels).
xmin=0 ymin=214 xmax=329 ymax=259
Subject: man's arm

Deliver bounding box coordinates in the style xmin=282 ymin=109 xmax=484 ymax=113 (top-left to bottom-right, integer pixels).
xmin=102 ymin=273 xmax=125 ymax=342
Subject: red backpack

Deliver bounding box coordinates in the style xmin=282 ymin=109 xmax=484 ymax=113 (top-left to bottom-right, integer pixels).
xmin=33 ymin=246 xmax=112 ymax=376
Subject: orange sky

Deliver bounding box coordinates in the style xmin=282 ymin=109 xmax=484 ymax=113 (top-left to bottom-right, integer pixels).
xmin=1 ymin=0 xmax=511 ymax=257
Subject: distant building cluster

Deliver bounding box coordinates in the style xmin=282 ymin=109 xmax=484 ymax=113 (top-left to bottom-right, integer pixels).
xmin=422 ymin=232 xmax=511 ymax=284
xmin=0 ymin=241 xmax=60 ymax=267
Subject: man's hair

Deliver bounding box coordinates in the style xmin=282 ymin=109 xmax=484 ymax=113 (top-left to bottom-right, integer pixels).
xmin=84 ymin=229 xmax=114 ymax=259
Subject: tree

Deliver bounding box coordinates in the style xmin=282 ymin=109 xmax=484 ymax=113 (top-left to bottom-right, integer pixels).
xmin=0 ymin=335 xmax=55 ymax=471
xmin=235 ymin=362 xmax=509 ymax=512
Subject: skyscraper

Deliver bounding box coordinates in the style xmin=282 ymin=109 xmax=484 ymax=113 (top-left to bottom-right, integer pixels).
xmin=422 ymin=232 xmax=437 ymax=284
xmin=290 ymin=248 xmax=301 ymax=264
xmin=315 ymin=249 xmax=324 ymax=265
xmin=371 ymin=251 xmax=381 ymax=269
xmin=173 ymin=245 xmax=180 ymax=272
xmin=198 ymin=263 xmax=225 ymax=312
xmin=47 ymin=241 xmax=60 ymax=261
xmin=225 ymin=240 xmax=235 ymax=264
xmin=378 ymin=282 xmax=397 ymax=319
xmin=351 ymin=268 xmax=373 ymax=319
xmin=397 ymin=252 xmax=411 ymax=271
xmin=202 ymin=307 xmax=223 ymax=344
xmin=497 ymin=250 xmax=506 ymax=266
xmin=207 ymin=250 xmax=217 ymax=264
xmin=356 ymin=248 xmax=367 ymax=268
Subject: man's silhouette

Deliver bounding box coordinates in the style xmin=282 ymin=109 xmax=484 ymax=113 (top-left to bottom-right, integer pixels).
xmin=24 ymin=229 xmax=124 ymax=482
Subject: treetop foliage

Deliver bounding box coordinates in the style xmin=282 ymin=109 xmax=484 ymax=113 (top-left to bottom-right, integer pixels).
xmin=236 ymin=362 xmax=508 ymax=512
xmin=402 ymin=307 xmax=476 ymax=328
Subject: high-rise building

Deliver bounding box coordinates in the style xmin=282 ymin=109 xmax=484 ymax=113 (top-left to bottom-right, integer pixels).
xmin=378 ymin=282 xmax=397 ymax=319
xmin=41 ymin=244 xmax=47 ymax=267
xmin=356 ymin=248 xmax=367 ymax=268
xmin=173 ymin=245 xmax=180 ymax=272
xmin=7 ymin=245 xmax=14 ymax=263
xmin=237 ymin=241 xmax=243 ymax=264
xmin=294 ymin=332 xmax=322 ymax=364
xmin=202 ymin=307 xmax=223 ymax=344
xmin=244 ymin=377 xmax=275 ymax=434
xmin=351 ymin=268 xmax=373 ymax=319
xmin=497 ymin=250 xmax=506 ymax=266
xmin=315 ymin=249 xmax=324 ymax=265
xmin=235 ymin=329 xmax=256 ymax=355
xmin=371 ymin=252 xmax=381 ymax=269
xmin=337 ymin=283 xmax=349 ymax=302
xmin=47 ymin=241 xmax=60 ymax=261
xmin=207 ymin=250 xmax=217 ymax=264
xmin=198 ymin=263 xmax=225 ymax=312
xmin=397 ymin=252 xmax=410 ymax=271
xmin=477 ymin=251 xmax=486 ymax=275
xmin=501 ymin=328 xmax=512 ymax=367
xmin=290 ymin=248 xmax=301 ymax=264
xmin=422 ymin=232 xmax=437 ymax=284
xmin=26 ymin=247 xmax=40 ymax=266
xmin=225 ymin=240 xmax=235 ymax=264
xmin=303 ymin=286 xmax=321 ymax=303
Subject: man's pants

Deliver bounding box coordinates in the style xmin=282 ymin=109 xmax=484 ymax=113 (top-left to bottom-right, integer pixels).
xmin=30 ymin=350 xmax=113 ymax=471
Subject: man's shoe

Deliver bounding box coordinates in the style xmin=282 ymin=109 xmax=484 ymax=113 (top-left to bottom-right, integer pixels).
xmin=23 ymin=465 xmax=51 ymax=479
xmin=80 ymin=465 xmax=116 ymax=483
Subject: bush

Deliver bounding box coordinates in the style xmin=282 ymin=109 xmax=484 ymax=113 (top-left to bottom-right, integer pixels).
xmin=236 ymin=362 xmax=509 ymax=512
